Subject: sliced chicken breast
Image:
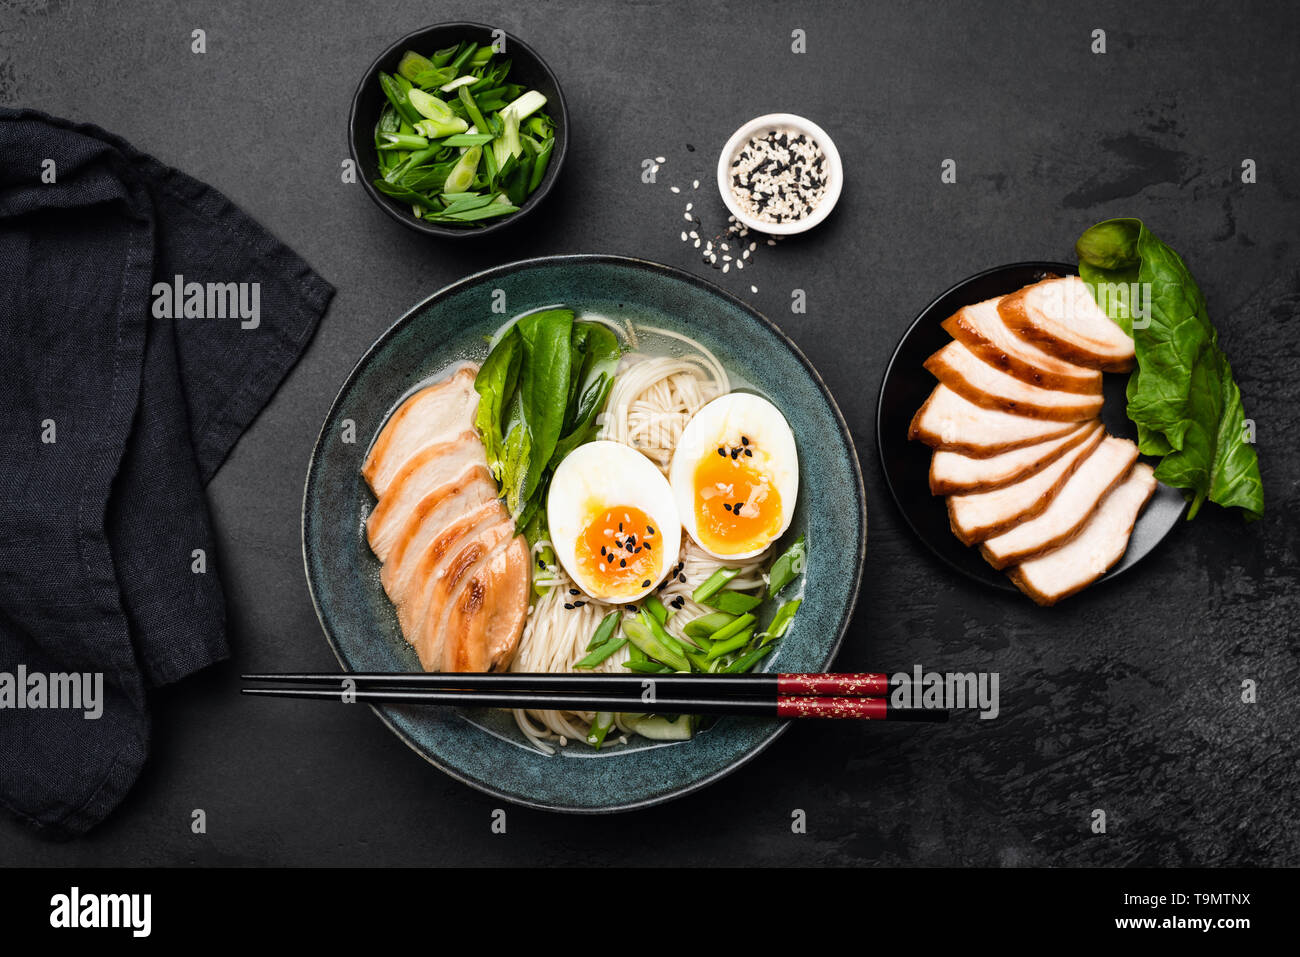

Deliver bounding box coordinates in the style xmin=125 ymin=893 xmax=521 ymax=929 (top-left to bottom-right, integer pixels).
xmin=380 ymin=465 xmax=499 ymax=599
xmin=366 ymin=430 xmax=488 ymax=562
xmin=441 ymin=535 xmax=531 ymax=672
xmin=929 ymin=421 xmax=1100 ymax=495
xmin=946 ymin=426 xmax=1105 ymax=544
xmin=385 ymin=501 xmax=503 ymax=634
xmin=998 ymin=276 xmax=1135 ymax=372
xmin=909 ymin=385 xmax=1079 ymax=457
xmin=980 ymin=436 xmax=1139 ymax=569
xmin=362 ymin=364 xmax=480 ymax=496
xmin=942 ymin=296 xmax=1102 ymax=395
xmin=1007 ymin=463 xmax=1156 ymax=605
xmin=924 ymin=340 xmax=1105 ymax=421
xmin=413 ymin=525 xmax=520 ymax=671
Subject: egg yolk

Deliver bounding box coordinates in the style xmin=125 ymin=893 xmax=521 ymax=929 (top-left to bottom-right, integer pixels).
xmin=694 ymin=445 xmax=782 ymax=555
xmin=575 ymin=505 xmax=663 ymax=599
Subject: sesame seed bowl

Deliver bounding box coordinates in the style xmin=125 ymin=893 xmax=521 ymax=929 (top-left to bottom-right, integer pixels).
xmin=716 ymin=113 xmax=843 ymax=236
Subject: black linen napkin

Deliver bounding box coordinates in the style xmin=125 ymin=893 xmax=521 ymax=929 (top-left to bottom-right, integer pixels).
xmin=0 ymin=109 xmax=333 ymax=837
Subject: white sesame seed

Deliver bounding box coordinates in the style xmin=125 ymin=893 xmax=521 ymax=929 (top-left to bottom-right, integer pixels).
xmin=693 ymin=239 xmax=701 ymax=247
xmin=692 ymin=179 xmax=699 ymax=188
xmin=670 ymin=186 xmax=680 ymax=194
xmin=680 ymin=231 xmax=688 ymax=241
xmin=750 ymin=285 xmax=758 ymax=293
xmin=721 ymin=243 xmax=729 ymax=250
xmin=727 ymin=215 xmax=735 ymax=222
xmin=766 ymin=239 xmax=776 ymax=246
xmin=655 ymin=155 xmax=666 ymax=163
xmin=689 ymin=230 xmax=698 ymax=238
xmin=685 ymin=202 xmax=693 ymax=211
xmin=737 ymin=261 xmax=744 ymax=269
xmin=748 ymin=242 xmax=757 ymax=251
xmin=722 ymin=263 xmax=730 ymax=273
xmin=683 ymin=213 xmax=692 ymax=221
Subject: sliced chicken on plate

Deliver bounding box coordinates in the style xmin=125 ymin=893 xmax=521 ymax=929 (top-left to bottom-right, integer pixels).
xmin=997 ymin=276 xmax=1136 ymax=372
xmin=908 ymin=274 xmax=1152 ymax=603
xmin=1007 ymin=463 xmax=1156 ymax=605
xmin=942 ymin=295 xmax=1103 ymax=394
xmin=924 ymin=340 xmax=1105 ymax=421
xmin=929 ymin=421 xmax=1099 ymax=495
xmin=362 ymin=364 xmax=481 ymax=496
xmin=980 ymin=436 xmax=1139 ymax=570
xmin=946 ymin=425 xmax=1105 ymax=544
xmin=909 ymin=385 xmax=1080 ymax=457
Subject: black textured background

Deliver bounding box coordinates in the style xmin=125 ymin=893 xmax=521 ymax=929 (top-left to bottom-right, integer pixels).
xmin=1 ymin=0 xmax=1296 ymax=866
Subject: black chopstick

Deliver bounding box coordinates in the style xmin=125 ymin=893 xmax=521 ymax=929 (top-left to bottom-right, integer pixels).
xmin=240 ymin=683 xmax=947 ymax=722
xmin=241 ymin=671 xmax=893 ymax=699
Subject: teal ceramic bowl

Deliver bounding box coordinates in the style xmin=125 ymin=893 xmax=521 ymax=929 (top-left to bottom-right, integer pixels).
xmin=303 ymin=255 xmax=866 ymax=811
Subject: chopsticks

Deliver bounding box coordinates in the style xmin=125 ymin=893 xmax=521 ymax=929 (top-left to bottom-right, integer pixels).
xmin=241 ymin=672 xmax=947 ymax=722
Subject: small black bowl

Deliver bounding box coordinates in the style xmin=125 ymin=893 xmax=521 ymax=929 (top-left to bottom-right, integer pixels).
xmin=348 ymin=22 xmax=568 ymax=238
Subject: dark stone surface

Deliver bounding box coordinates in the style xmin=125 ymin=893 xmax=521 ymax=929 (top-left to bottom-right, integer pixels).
xmin=1 ymin=0 xmax=1295 ymax=866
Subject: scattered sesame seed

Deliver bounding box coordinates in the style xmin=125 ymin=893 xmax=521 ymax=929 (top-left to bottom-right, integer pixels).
xmin=642 ymin=580 xmax=651 ymax=588
xmin=683 ymin=212 xmax=692 ymax=221
xmin=680 ymin=231 xmax=687 ymax=241
xmin=692 ymin=179 xmax=699 ymax=189
xmin=751 ymin=285 xmax=758 ymax=293
xmin=694 ymin=239 xmax=701 ymax=248
xmin=655 ymin=155 xmax=666 ymax=163
xmin=670 ymin=186 xmax=680 ymax=193
xmin=685 ymin=202 xmax=693 ymax=211
xmin=723 ymin=263 xmax=730 ymax=273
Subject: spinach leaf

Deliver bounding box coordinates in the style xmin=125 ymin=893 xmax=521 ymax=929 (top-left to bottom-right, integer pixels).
xmin=472 ymin=326 xmax=522 ymax=481
xmin=550 ymin=321 xmax=620 ymax=466
xmin=513 ymin=308 xmax=575 ymax=511
xmin=1077 ymin=218 xmax=1263 ymax=520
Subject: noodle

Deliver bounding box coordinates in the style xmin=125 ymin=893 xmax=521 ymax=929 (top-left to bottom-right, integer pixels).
xmin=509 ymin=323 xmax=771 ymax=752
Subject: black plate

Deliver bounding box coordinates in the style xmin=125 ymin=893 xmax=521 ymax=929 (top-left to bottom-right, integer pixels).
xmin=876 ymin=261 xmax=1186 ymax=593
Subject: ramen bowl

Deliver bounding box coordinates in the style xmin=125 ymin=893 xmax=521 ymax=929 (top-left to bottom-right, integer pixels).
xmin=303 ymin=255 xmax=866 ymax=811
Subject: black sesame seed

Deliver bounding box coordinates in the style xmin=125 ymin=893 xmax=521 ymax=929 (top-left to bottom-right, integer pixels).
xmin=647 ymin=526 xmax=655 ymax=535
xmin=574 ymin=600 xmax=586 ymax=607
xmin=717 ymin=447 xmax=725 ymax=456
xmin=563 ymin=603 xmax=574 ymax=610
xmin=569 ymin=588 xmax=579 ymax=595
xmin=642 ymin=580 xmax=651 ymax=588
xmin=620 ymin=559 xmax=627 ymax=568
xmin=744 ymin=448 xmax=753 ymax=457
xmin=742 ymin=436 xmax=749 ymax=445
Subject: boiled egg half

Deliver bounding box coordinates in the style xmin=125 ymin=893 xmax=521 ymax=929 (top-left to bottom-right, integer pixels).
xmin=547 ymin=440 xmax=682 ymax=603
xmin=668 ymin=393 xmax=798 ymax=560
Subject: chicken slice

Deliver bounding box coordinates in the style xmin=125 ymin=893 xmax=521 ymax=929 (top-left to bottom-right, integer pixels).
xmin=980 ymin=436 xmax=1139 ymax=569
xmin=929 ymin=422 xmax=1099 ymax=495
xmin=361 ymin=364 xmax=480 ymax=496
xmin=946 ymin=425 xmax=1105 ymax=544
xmin=409 ymin=520 xmax=517 ymax=671
xmin=998 ymin=276 xmax=1135 ymax=372
xmin=924 ymin=340 xmax=1105 ymax=421
xmin=366 ymin=430 xmax=488 ymax=562
xmin=942 ymin=295 xmax=1102 ymax=395
xmin=379 ymin=465 xmax=498 ymax=600
xmin=1007 ymin=464 xmax=1156 ymax=605
xmin=387 ymin=500 xmax=503 ymax=636
xmin=441 ymin=535 xmax=531 ymax=672
xmin=909 ymin=385 xmax=1079 ymax=457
